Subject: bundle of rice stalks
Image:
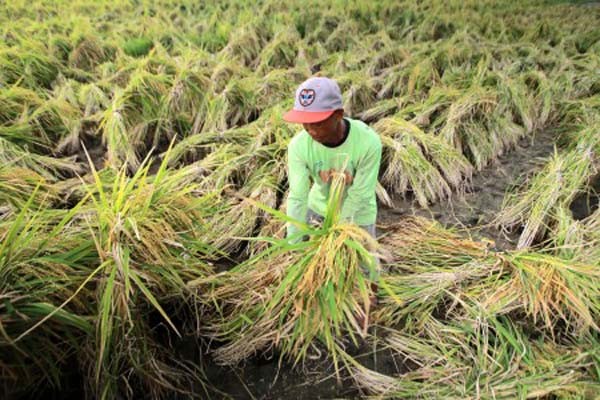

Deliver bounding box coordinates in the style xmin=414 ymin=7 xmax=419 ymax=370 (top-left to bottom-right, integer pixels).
xmin=0 ymin=193 xmax=94 ymax=397
xmin=29 ymin=97 xmax=81 ymax=153
xmin=498 ymin=74 xmax=537 ymax=134
xmin=439 ymin=86 xmax=506 ymax=170
xmin=219 ymin=23 xmax=265 ymax=67
xmin=351 ymin=318 xmax=599 ymax=398
xmin=0 ymin=137 xmax=82 ymax=179
xmin=195 ymin=175 xmax=380 ymax=374
xmin=359 ymin=98 xmax=403 ymax=123
xmin=70 ymin=148 xmax=220 ymax=398
xmin=375 ymin=47 xmax=440 ymax=100
xmin=496 ymin=144 xmax=597 ymax=249
xmin=0 ymin=165 xmax=59 ymax=214
xmin=337 ymin=71 xmax=378 ymax=117
xmin=166 ymin=61 xmax=211 ymax=136
xmin=257 ymin=68 xmax=309 ymax=108
xmin=208 ymin=56 xmax=247 ymax=93
xmin=477 ymin=251 xmax=600 ymax=336
xmin=374 ymin=217 xmax=494 ymax=328
xmin=365 ymin=43 xmax=410 ymax=78
xmin=257 ymin=28 xmax=299 ymax=73
xmin=520 ymin=70 xmax=555 ymax=130
xmin=0 ymin=47 xmax=59 ymax=89
xmin=324 ymin=20 xmax=360 ymax=53
xmin=375 ymin=116 xmax=472 ymax=206
xmin=68 ymin=36 xmax=113 ymax=72
xmin=206 ymin=77 xmax=260 ymax=131
xmin=203 ymin=163 xmax=280 ymax=255
xmin=377 ymin=216 xmax=600 ymax=338
xmin=100 ymin=70 xmax=172 ymax=169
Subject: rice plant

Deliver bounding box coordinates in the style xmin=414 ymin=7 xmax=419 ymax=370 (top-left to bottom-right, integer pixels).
xmin=194 ymin=174 xmax=380 ymax=376
xmin=375 ymin=116 xmax=472 ymax=206
xmin=496 ymin=143 xmax=597 ymax=249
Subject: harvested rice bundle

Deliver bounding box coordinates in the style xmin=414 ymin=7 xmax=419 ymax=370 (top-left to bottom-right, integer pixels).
xmin=195 ymin=175 xmax=380 ymax=374
xmin=337 ymin=71 xmax=378 ymax=117
xmin=496 ymin=143 xmax=597 ymax=249
xmin=351 ymin=318 xmax=599 ymax=398
xmin=215 ymin=77 xmax=261 ymax=130
xmin=100 ymin=70 xmax=173 ymax=170
xmin=378 ymin=216 xmax=490 ymax=267
xmin=257 ymin=68 xmax=309 ymax=108
xmin=324 ymin=20 xmax=360 ymax=53
xmin=209 ymin=57 xmax=249 ymax=94
xmin=220 ymin=23 xmax=266 ymax=67
xmin=0 ymin=47 xmax=59 ymax=89
xmin=439 ymin=86 xmax=507 ymax=170
xmin=68 ymin=36 xmax=113 ymax=72
xmin=0 ymin=86 xmax=80 ymax=153
xmin=375 ymin=116 xmax=472 ymax=206
xmin=0 ymin=198 xmax=95 ymax=395
xmin=70 ymin=148 xmax=219 ymax=398
xmin=477 ymin=251 xmax=600 ymax=335
xmin=257 ymin=28 xmax=299 ymax=73
xmin=378 ymin=216 xmax=600 ymax=337
xmin=374 ymin=217 xmax=495 ymax=328
xmin=203 ymin=163 xmax=279 ymax=255
xmin=359 ymin=98 xmax=403 ymax=123
xmin=0 ymin=137 xmax=82 ymax=179
xmin=0 ymin=166 xmax=59 ymax=213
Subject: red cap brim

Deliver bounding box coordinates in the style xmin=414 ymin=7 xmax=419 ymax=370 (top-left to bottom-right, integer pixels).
xmin=283 ymin=109 xmax=335 ymax=123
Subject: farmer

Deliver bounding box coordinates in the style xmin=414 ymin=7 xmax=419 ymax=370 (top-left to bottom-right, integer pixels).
xmin=283 ymin=77 xmax=382 ymax=327
xmin=283 ymin=76 xmax=382 ymax=244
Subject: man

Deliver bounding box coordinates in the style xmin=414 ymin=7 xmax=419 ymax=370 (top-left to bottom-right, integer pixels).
xmin=283 ymin=76 xmax=382 ymax=246
xmin=283 ymin=76 xmax=382 ymax=330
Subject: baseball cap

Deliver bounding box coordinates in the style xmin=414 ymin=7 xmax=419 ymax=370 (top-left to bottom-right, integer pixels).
xmin=283 ymin=77 xmax=343 ymax=123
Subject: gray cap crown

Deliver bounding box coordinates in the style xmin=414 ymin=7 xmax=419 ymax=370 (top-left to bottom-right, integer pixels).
xmin=293 ymin=77 xmax=343 ymax=112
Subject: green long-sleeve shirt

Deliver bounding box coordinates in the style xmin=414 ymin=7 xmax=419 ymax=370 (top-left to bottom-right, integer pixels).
xmin=286 ymin=118 xmax=382 ymax=239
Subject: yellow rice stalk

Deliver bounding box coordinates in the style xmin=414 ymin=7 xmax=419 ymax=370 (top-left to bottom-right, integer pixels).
xmin=196 ymin=174 xmax=380 ymax=376
xmin=375 ymin=116 xmax=472 ymax=206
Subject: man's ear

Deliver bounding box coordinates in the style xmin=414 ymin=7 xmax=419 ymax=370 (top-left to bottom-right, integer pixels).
xmin=334 ymin=109 xmax=345 ymax=120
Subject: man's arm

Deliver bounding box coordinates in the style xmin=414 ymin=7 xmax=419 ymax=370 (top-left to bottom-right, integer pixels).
xmin=340 ymin=138 xmax=382 ymax=222
xmin=286 ymin=142 xmax=310 ymax=241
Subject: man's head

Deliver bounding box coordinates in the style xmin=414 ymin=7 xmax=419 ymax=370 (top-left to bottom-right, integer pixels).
xmin=301 ymin=109 xmax=344 ymax=144
xmin=283 ymin=77 xmax=345 ymax=144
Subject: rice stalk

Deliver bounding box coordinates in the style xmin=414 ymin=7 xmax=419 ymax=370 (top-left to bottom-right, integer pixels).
xmin=496 ymin=144 xmax=597 ymax=249
xmin=375 ymin=116 xmax=472 ymax=206
xmin=195 ymin=174 xmax=380 ymax=376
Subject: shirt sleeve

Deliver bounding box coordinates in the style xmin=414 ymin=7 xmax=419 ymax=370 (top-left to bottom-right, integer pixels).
xmin=286 ymin=140 xmax=311 ymax=240
xmin=340 ymin=135 xmax=382 ymax=223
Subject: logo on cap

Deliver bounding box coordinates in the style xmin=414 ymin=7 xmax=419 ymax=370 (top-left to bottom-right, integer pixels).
xmin=298 ymin=88 xmax=316 ymax=107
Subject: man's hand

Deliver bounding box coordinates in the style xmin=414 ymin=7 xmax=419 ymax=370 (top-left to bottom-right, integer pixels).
xmin=319 ymin=169 xmax=353 ymax=185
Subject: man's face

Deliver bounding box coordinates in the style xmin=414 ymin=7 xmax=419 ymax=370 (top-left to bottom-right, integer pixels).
xmin=302 ymin=111 xmax=343 ymax=144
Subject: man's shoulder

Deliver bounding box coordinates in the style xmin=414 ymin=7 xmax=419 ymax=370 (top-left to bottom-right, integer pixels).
xmin=348 ymin=118 xmax=381 ymax=148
